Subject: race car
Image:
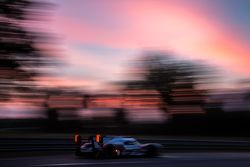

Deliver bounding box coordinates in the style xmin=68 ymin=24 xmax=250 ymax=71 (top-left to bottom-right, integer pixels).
xmin=74 ymin=134 xmax=162 ymax=158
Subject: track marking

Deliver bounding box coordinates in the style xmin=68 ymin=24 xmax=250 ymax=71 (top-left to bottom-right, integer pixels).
xmin=33 ymin=161 xmax=148 ymax=166
xmin=33 ymin=155 xmax=181 ymax=167
xmin=160 ymin=155 xmax=181 ymax=158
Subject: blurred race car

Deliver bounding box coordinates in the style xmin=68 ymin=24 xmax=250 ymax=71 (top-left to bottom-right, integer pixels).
xmin=74 ymin=134 xmax=162 ymax=158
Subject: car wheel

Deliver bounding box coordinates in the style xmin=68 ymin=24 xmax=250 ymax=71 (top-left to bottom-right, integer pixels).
xmin=105 ymin=145 xmax=122 ymax=158
xmin=114 ymin=148 xmax=121 ymax=157
xmin=146 ymin=146 xmax=158 ymax=157
xmin=75 ymin=148 xmax=82 ymax=156
xmin=93 ymin=150 xmax=101 ymax=159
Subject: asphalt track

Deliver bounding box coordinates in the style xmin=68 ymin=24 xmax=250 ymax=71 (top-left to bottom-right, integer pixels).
xmin=2 ymin=152 xmax=250 ymax=167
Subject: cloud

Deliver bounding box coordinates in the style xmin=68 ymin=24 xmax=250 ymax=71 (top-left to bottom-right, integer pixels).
xmin=51 ymin=0 xmax=250 ymax=79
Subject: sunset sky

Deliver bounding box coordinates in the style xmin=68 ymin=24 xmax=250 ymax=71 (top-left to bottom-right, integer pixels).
xmin=43 ymin=0 xmax=250 ymax=91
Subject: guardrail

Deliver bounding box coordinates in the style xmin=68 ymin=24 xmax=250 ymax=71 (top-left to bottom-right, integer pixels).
xmin=1 ymin=138 xmax=250 ymax=152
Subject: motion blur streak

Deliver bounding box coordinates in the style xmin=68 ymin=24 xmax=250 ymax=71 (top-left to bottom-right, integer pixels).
xmin=0 ymin=0 xmax=250 ymax=138
xmin=33 ymin=161 xmax=147 ymax=167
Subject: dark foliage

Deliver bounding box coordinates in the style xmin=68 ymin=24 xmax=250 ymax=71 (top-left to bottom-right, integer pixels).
xmin=0 ymin=0 xmax=55 ymax=101
xmin=126 ymin=53 xmax=207 ymax=113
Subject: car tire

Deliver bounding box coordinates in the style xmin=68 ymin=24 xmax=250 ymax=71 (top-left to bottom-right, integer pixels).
xmin=75 ymin=147 xmax=82 ymax=156
xmin=105 ymin=145 xmax=122 ymax=158
xmin=146 ymin=146 xmax=158 ymax=157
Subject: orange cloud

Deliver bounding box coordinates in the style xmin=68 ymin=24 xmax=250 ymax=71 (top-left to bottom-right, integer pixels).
xmin=34 ymin=76 xmax=98 ymax=88
xmin=34 ymin=75 xmax=121 ymax=92
xmin=51 ymin=0 xmax=250 ymax=77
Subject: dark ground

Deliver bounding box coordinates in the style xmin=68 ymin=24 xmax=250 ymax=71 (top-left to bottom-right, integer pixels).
xmin=1 ymin=152 xmax=250 ymax=167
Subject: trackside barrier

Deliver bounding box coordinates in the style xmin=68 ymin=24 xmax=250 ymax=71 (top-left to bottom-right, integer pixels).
xmin=1 ymin=138 xmax=250 ymax=152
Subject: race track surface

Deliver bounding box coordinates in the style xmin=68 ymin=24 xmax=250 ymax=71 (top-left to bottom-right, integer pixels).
xmin=1 ymin=152 xmax=250 ymax=167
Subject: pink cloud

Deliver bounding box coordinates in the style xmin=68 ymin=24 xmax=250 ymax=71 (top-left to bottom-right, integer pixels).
xmin=51 ymin=0 xmax=250 ymax=77
xmin=61 ymin=47 xmax=126 ymax=81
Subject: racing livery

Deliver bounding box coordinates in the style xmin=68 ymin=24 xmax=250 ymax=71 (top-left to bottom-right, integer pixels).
xmin=74 ymin=134 xmax=162 ymax=158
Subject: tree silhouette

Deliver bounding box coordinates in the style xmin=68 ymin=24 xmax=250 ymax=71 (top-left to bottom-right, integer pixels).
xmin=126 ymin=52 xmax=207 ymax=114
xmin=0 ymin=0 xmax=55 ymax=101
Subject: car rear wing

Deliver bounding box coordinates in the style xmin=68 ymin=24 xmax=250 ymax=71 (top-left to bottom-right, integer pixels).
xmin=74 ymin=134 xmax=104 ymax=146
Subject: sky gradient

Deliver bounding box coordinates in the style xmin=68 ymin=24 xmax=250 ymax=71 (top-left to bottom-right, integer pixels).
xmin=44 ymin=0 xmax=250 ymax=91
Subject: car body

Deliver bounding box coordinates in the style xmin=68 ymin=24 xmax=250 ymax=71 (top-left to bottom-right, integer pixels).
xmin=75 ymin=135 xmax=162 ymax=158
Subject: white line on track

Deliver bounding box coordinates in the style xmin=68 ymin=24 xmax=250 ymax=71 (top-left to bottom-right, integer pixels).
xmin=32 ymin=155 xmax=182 ymax=167
xmin=160 ymin=155 xmax=181 ymax=158
xmin=33 ymin=161 xmax=148 ymax=166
